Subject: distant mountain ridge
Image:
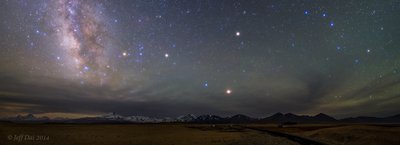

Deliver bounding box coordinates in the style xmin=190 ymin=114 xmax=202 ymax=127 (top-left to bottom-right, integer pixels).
xmin=260 ymin=113 xmax=337 ymax=123
xmin=3 ymin=112 xmax=400 ymax=124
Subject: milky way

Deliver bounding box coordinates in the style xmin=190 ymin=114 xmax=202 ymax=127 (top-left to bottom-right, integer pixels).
xmin=52 ymin=0 xmax=112 ymax=85
xmin=0 ymin=0 xmax=400 ymax=118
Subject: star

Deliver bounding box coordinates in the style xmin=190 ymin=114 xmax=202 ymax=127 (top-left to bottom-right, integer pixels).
xmin=122 ymin=52 xmax=128 ymax=57
xmin=330 ymin=21 xmax=335 ymax=27
xmin=83 ymin=66 xmax=90 ymax=71
xmin=164 ymin=53 xmax=169 ymax=58
xmin=226 ymin=89 xmax=232 ymax=94
xmin=235 ymin=32 xmax=240 ymax=36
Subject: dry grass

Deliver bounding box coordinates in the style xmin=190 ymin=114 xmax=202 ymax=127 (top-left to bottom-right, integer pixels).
xmin=0 ymin=123 xmax=298 ymax=145
xmin=247 ymin=124 xmax=400 ymax=145
xmin=299 ymin=125 xmax=400 ymax=145
xmin=3 ymin=123 xmax=398 ymax=145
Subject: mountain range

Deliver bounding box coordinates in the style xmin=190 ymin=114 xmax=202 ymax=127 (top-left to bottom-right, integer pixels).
xmin=3 ymin=112 xmax=400 ymax=124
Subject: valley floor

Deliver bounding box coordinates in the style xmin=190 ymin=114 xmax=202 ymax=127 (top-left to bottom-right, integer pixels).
xmin=1 ymin=123 xmax=399 ymax=145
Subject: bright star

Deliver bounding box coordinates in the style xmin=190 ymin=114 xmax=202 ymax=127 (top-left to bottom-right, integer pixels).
xmin=235 ymin=32 xmax=240 ymax=36
xmin=165 ymin=53 xmax=169 ymax=58
xmin=226 ymin=89 xmax=232 ymax=94
xmin=122 ymin=52 xmax=128 ymax=57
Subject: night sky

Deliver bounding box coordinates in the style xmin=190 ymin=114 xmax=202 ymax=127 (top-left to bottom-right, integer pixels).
xmin=1 ymin=0 xmax=399 ymax=118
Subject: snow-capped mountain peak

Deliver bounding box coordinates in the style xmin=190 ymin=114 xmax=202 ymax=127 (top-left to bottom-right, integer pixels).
xmin=176 ymin=114 xmax=196 ymax=122
xmin=101 ymin=112 xmax=124 ymax=120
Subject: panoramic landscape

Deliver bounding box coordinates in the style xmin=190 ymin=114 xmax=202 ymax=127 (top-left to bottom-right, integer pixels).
xmin=1 ymin=112 xmax=400 ymax=145
xmin=1 ymin=0 xmax=400 ymax=144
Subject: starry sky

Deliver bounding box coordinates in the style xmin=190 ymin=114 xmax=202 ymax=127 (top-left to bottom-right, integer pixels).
xmin=0 ymin=0 xmax=400 ymax=118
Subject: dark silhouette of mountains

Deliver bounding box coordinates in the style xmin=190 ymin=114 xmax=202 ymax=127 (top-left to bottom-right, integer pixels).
xmin=192 ymin=114 xmax=256 ymax=123
xmin=194 ymin=114 xmax=225 ymax=123
xmin=228 ymin=114 xmax=256 ymax=123
xmin=260 ymin=113 xmax=337 ymax=123
xmin=3 ymin=113 xmax=400 ymax=124
xmin=341 ymin=114 xmax=400 ymax=123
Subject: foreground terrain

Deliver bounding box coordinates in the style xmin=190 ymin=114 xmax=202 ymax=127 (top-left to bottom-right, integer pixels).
xmin=1 ymin=123 xmax=399 ymax=145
